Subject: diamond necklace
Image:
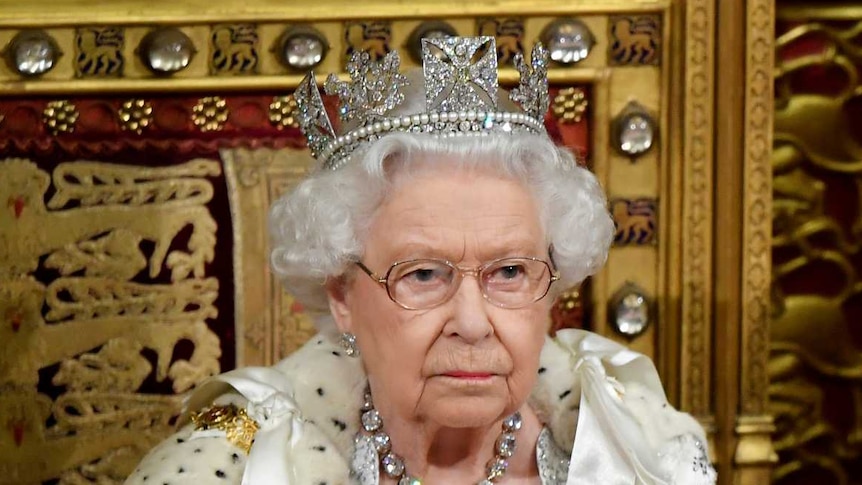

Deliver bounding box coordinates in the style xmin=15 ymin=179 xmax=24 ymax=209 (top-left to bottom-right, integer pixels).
xmin=358 ymin=386 xmax=522 ymax=485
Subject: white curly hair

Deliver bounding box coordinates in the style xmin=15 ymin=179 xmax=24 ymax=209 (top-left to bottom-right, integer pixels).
xmin=269 ymin=69 xmax=613 ymax=324
xmin=269 ymin=131 xmax=615 ymax=316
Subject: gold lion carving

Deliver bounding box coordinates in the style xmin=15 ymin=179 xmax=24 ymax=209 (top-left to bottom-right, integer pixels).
xmin=210 ymin=24 xmax=259 ymax=75
xmin=477 ymin=18 xmax=524 ymax=65
xmin=75 ymin=27 xmax=124 ymax=77
xmin=611 ymin=198 xmax=656 ymax=245
xmin=610 ymin=17 xmax=660 ymax=66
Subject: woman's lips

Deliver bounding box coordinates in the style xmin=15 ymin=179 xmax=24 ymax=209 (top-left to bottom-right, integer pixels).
xmin=442 ymin=371 xmax=494 ymax=379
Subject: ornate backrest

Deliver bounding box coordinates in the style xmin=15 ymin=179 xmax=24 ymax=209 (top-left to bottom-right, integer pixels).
xmin=0 ymin=1 xmax=776 ymax=483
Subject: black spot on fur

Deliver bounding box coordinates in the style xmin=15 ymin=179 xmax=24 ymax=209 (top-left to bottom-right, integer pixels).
xmin=559 ymin=389 xmax=572 ymax=400
xmin=331 ymin=418 xmax=347 ymax=431
xmin=538 ymin=367 xmax=547 ymax=374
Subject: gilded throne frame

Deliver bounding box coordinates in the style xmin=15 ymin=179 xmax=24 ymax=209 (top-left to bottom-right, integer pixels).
xmin=0 ymin=1 xmax=775 ymax=484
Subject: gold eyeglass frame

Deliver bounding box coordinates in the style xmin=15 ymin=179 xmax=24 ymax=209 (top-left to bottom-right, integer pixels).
xmin=355 ymin=255 xmax=561 ymax=310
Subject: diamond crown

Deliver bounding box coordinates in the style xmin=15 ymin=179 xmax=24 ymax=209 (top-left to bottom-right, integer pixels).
xmin=295 ymin=36 xmax=550 ymax=170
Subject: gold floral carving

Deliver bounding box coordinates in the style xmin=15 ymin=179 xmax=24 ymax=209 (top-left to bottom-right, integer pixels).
xmin=552 ymin=87 xmax=588 ymax=124
xmin=74 ymin=27 xmax=124 ymax=77
xmin=43 ymin=100 xmax=79 ymax=135
xmin=191 ymin=404 xmax=259 ymax=454
xmin=193 ymin=96 xmax=229 ymax=132
xmin=681 ymin=0 xmax=714 ymax=418
xmin=119 ymin=99 xmax=154 ymax=134
xmin=269 ymin=95 xmax=299 ymax=129
xmin=771 ymin=10 xmax=862 ymax=484
xmin=0 ymin=158 xmax=223 ymax=483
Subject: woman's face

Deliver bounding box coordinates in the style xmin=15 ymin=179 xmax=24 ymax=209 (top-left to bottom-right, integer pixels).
xmin=328 ymin=160 xmax=551 ymax=429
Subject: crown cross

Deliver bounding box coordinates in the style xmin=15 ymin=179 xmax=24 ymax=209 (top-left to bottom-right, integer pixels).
xmin=422 ymin=36 xmax=498 ymax=112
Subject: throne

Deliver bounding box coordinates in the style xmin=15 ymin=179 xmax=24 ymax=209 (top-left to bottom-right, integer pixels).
xmin=0 ymin=1 xmax=775 ymax=483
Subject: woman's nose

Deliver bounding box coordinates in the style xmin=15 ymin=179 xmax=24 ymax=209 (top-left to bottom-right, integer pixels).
xmin=443 ymin=276 xmax=494 ymax=343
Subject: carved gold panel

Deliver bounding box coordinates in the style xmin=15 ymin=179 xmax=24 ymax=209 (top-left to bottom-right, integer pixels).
xmin=770 ymin=4 xmax=862 ymax=483
xmin=222 ymin=147 xmax=319 ymax=366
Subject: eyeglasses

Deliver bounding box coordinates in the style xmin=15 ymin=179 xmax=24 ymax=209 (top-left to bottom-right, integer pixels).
xmin=355 ymin=256 xmax=560 ymax=310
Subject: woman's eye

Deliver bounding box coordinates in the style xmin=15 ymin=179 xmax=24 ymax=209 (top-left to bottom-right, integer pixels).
xmin=407 ymin=268 xmax=437 ymax=282
xmin=400 ymin=265 xmax=449 ymax=284
xmin=492 ymin=265 xmax=526 ymax=280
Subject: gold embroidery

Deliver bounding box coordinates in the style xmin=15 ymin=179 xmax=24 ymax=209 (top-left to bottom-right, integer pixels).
xmin=191 ymin=404 xmax=260 ymax=454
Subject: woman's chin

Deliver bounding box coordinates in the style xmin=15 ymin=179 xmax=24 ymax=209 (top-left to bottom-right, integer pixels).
xmin=421 ymin=395 xmax=511 ymax=429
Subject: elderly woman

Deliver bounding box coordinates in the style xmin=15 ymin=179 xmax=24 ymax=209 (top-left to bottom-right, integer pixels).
xmin=126 ymin=37 xmax=716 ymax=485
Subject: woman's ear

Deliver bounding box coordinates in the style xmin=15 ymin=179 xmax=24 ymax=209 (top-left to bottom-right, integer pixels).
xmin=326 ymin=275 xmax=353 ymax=333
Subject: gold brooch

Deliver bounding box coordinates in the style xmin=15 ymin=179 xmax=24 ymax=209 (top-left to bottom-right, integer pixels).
xmin=191 ymin=403 xmax=260 ymax=454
